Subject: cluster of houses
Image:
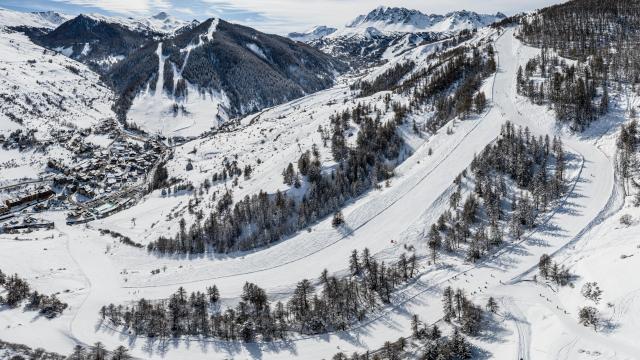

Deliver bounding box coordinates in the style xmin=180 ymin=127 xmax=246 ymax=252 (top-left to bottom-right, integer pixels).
xmin=47 ymin=138 xmax=162 ymax=201
xmin=0 ymin=119 xmax=166 ymax=228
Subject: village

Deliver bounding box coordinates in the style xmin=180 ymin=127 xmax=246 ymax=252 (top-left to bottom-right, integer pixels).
xmin=0 ymin=118 xmax=168 ymax=233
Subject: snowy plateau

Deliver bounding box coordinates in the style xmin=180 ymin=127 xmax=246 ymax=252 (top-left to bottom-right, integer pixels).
xmin=1 ymin=1 xmax=640 ymax=360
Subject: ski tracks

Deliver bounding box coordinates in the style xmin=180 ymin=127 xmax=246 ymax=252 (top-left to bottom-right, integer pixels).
xmin=501 ymin=297 xmax=532 ymax=360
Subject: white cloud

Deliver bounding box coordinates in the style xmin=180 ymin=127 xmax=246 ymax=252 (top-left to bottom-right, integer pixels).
xmin=53 ymin=0 xmax=171 ymax=15
xmin=174 ymin=7 xmax=195 ymax=15
xmin=201 ymin=0 xmax=564 ymax=34
xmin=46 ymin=0 xmax=565 ymax=34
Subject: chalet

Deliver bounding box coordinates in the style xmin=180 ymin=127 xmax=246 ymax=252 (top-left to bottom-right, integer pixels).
xmin=5 ymin=186 xmax=55 ymax=208
xmin=2 ymin=221 xmax=54 ymax=232
xmin=78 ymin=185 xmax=96 ymax=198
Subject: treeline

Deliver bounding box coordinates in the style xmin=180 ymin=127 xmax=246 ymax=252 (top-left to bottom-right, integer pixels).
xmin=441 ymin=287 xmax=484 ymax=335
xmin=617 ymin=119 xmax=640 ymax=198
xmin=426 ymin=122 xmax=566 ymax=264
xmin=352 ymin=61 xmax=416 ymax=97
xmin=0 ymin=269 xmax=67 ymax=318
xmin=1 ymin=337 xmax=162 ymax=360
xmin=333 ymin=327 xmax=473 ymax=360
xmin=517 ymin=50 xmax=608 ymax=130
xmin=538 ymin=254 xmax=572 ymax=286
xmin=101 ymin=250 xmax=416 ymax=341
xmin=396 ymin=43 xmax=496 ymax=132
xmin=519 ymin=0 xmax=640 ymax=83
xmin=333 ymin=286 xmax=490 ymax=360
xmin=0 ymin=339 xmax=66 ymax=360
xmin=148 ymin=102 xmax=402 ymax=254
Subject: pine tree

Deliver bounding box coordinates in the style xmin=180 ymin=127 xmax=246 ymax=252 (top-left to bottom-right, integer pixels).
xmin=89 ymin=342 xmax=107 ymax=360
xmin=428 ymin=225 xmax=442 ymax=264
xmin=442 ymin=286 xmax=455 ymax=322
xmin=332 ymin=211 xmax=345 ymax=228
xmin=486 ymin=297 xmax=499 ymax=313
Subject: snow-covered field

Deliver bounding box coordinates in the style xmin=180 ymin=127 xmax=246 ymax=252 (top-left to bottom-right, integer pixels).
xmin=2 ymin=22 xmax=640 ymax=360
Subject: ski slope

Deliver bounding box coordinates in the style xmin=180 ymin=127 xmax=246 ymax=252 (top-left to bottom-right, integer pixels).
xmin=0 ymin=27 xmax=634 ymax=360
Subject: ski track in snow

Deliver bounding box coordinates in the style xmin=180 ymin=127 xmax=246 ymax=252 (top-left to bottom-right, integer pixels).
xmin=1 ymin=27 xmax=636 ymax=360
xmin=501 ymin=297 xmax=531 ymax=360
xmin=78 ymin=29 xmax=609 ymax=358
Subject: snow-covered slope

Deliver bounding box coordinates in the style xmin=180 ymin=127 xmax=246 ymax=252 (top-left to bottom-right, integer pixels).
xmin=2 ymin=27 xmax=628 ymax=360
xmin=80 ymin=11 xmax=193 ymax=35
xmin=0 ymin=27 xmax=114 ymax=184
xmin=288 ymin=25 xmax=337 ymax=42
xmin=335 ymin=6 xmax=505 ymax=36
xmin=3 ymin=3 xmax=640 ymax=360
xmin=301 ymin=6 xmax=505 ymax=65
xmin=106 ymin=18 xmax=345 ymax=137
xmin=0 ymin=7 xmax=71 ymax=29
xmin=0 ymin=29 xmax=114 ymax=138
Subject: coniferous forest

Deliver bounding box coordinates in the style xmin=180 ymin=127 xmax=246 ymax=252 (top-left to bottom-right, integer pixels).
xmin=102 ymin=250 xmax=416 ymax=341
xmin=0 ymin=269 xmax=68 ymax=319
xmin=147 ymin=39 xmax=497 ymax=255
xmin=514 ymin=0 xmax=640 ymax=129
xmin=425 ymin=122 xmax=567 ymax=264
xmin=519 ymin=0 xmax=640 ymax=83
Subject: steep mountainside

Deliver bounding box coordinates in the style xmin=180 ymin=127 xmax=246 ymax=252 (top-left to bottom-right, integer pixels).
xmin=33 ymin=14 xmax=159 ymax=73
xmin=104 ymin=18 xmax=346 ymax=135
xmin=0 ymin=28 xmax=114 ymax=138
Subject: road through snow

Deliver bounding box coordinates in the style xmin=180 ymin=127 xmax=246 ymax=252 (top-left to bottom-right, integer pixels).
xmin=54 ymin=28 xmax=621 ymax=359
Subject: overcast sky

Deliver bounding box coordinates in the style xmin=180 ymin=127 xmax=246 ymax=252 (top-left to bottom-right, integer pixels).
xmin=1 ymin=0 xmax=565 ymax=34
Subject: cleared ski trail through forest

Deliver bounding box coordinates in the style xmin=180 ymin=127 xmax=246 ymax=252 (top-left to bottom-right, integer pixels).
xmin=62 ymin=28 xmax=621 ymax=359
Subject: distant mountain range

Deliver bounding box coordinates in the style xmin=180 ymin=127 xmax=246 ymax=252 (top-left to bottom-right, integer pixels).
xmin=0 ymin=5 xmax=504 ymax=136
xmin=0 ymin=8 xmax=71 ymax=29
xmin=288 ymin=7 xmax=505 ymax=65
xmin=289 ymin=7 xmax=506 ymax=41
xmin=288 ymin=26 xmax=337 ymax=42
xmin=0 ymin=7 xmax=345 ymax=134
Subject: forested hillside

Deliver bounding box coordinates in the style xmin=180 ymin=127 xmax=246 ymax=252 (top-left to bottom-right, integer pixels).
xmin=519 ymin=0 xmax=640 ymax=83
xmin=105 ymin=18 xmax=346 ymax=123
xmin=146 ymin=34 xmax=497 ymax=254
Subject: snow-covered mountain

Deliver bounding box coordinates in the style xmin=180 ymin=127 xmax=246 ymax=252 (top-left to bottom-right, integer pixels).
xmin=104 ymin=18 xmax=346 ymax=136
xmin=0 ymin=7 xmax=71 ymax=29
xmin=2 ymin=8 xmax=345 ymax=138
xmin=288 ymin=25 xmax=337 ymax=42
xmin=6 ymin=2 xmax=640 ymax=360
xmin=15 ymin=11 xmax=198 ymax=74
xmin=79 ymin=11 xmax=195 ymax=35
xmin=138 ymin=11 xmax=195 ymax=34
xmin=289 ymin=6 xmax=506 ymax=42
xmin=340 ymin=6 xmax=505 ymax=35
xmin=0 ymin=7 xmax=194 ymax=36
xmin=292 ymin=6 xmax=505 ymax=65
xmin=32 ymin=14 xmax=158 ymax=73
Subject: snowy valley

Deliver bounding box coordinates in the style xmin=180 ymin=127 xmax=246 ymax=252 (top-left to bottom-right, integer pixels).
xmin=1 ymin=1 xmax=640 ymax=360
